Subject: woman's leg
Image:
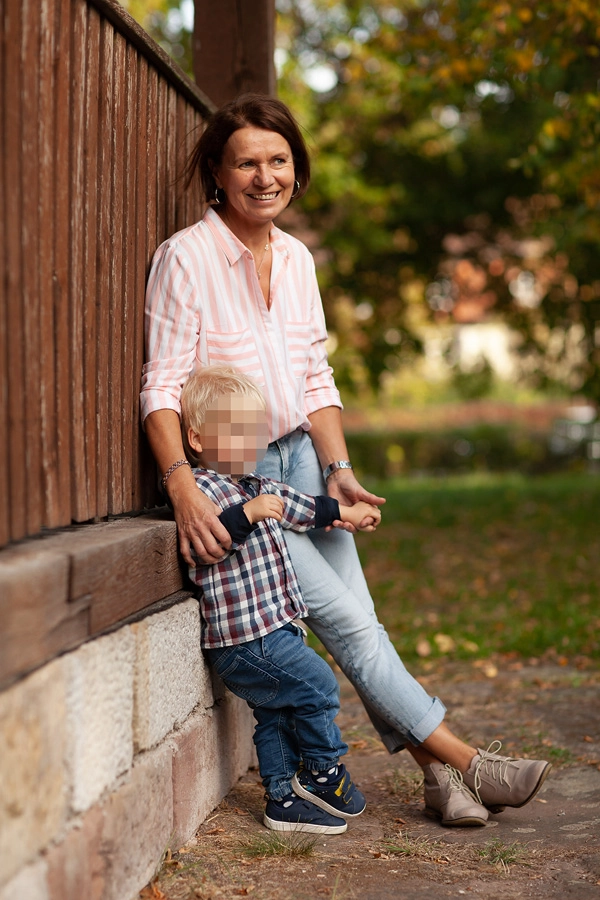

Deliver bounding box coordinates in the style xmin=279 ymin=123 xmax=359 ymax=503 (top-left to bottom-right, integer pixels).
xmin=257 ymin=432 xmax=446 ymax=753
xmin=256 ymin=433 xmax=550 ymax=819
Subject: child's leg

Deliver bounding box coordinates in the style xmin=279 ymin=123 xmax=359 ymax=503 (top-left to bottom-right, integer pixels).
xmin=206 ymin=633 xmax=350 ymax=835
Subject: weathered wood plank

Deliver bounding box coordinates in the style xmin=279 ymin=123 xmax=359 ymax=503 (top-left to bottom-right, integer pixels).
xmin=5 ymin=0 xmax=27 ymax=540
xmin=132 ymin=55 xmax=150 ymax=511
xmin=107 ymin=28 xmax=126 ymax=514
xmin=80 ymin=3 xmax=101 ymax=522
xmin=22 ymin=0 xmax=44 ymax=535
xmin=0 ymin=0 xmax=11 ymax=545
xmin=69 ymin=0 xmax=89 ymax=522
xmin=69 ymin=516 xmax=184 ymax=632
xmin=38 ymin=0 xmax=60 ymax=528
xmin=94 ymin=15 xmax=114 ymax=520
xmin=52 ymin=0 xmax=73 ymax=525
xmin=0 ymin=545 xmax=89 ymax=689
xmin=121 ymin=41 xmax=138 ymax=513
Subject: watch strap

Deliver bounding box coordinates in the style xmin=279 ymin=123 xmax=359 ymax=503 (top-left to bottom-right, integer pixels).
xmin=322 ymin=460 xmax=353 ymax=480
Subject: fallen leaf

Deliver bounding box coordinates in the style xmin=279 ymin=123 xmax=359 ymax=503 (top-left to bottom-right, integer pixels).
xmin=205 ymin=827 xmax=225 ymax=835
xmin=416 ymin=639 xmax=432 ymax=657
xmin=583 ymin=735 xmax=594 ymax=743
xmin=434 ymin=633 xmax=456 ymax=653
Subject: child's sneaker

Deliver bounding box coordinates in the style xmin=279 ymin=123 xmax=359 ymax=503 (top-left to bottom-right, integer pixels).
xmin=264 ymin=792 xmax=348 ymax=834
xmin=291 ymin=764 xmax=366 ymax=819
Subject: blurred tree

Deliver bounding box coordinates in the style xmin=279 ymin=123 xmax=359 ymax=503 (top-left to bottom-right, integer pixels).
xmin=123 ymin=0 xmax=194 ymax=75
xmin=276 ymin=0 xmax=600 ymax=400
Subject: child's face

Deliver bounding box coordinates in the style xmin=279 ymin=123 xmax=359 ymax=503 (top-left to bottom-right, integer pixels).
xmin=190 ymin=394 xmax=269 ymax=477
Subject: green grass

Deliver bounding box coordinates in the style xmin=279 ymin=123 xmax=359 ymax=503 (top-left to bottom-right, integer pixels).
xmin=238 ymin=831 xmax=317 ymax=858
xmin=352 ymin=472 xmax=600 ymax=666
xmin=477 ymin=838 xmax=528 ymax=872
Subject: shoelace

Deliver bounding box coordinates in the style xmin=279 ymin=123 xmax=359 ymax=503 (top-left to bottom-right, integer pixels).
xmin=444 ymin=763 xmax=471 ymax=794
xmin=471 ymin=740 xmax=518 ymax=803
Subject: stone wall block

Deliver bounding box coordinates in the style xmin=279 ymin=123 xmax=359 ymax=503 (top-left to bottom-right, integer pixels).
xmin=171 ymin=695 xmax=256 ymax=849
xmin=132 ymin=598 xmax=211 ymax=752
xmin=65 ymin=629 xmax=135 ymax=813
xmin=0 ymin=860 xmax=49 ymax=900
xmin=0 ymin=659 xmax=68 ymax=884
xmin=98 ymin=743 xmax=174 ymax=900
xmin=45 ymin=808 xmax=105 ymax=900
xmin=213 ymin=693 xmax=257 ymax=795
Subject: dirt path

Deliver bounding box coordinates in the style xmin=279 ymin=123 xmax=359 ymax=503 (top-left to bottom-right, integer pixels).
xmin=142 ymin=662 xmax=600 ymax=900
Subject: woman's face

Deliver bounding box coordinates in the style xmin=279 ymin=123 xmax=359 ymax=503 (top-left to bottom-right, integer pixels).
xmin=213 ymin=126 xmax=296 ymax=230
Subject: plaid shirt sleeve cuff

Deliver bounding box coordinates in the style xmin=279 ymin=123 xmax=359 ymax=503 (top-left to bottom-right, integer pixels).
xmin=219 ymin=504 xmax=257 ymax=544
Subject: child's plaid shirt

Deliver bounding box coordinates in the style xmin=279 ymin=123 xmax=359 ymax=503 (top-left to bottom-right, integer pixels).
xmin=188 ymin=470 xmax=340 ymax=649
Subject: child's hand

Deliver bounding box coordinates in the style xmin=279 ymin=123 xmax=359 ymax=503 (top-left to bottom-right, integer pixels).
xmin=243 ymin=494 xmax=284 ymax=525
xmin=338 ymin=501 xmax=382 ymax=532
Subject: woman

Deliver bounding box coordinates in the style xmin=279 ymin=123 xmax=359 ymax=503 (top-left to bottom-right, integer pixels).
xmin=140 ymin=93 xmax=550 ymax=827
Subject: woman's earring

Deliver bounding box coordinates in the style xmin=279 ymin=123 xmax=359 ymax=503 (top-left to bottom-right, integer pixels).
xmin=214 ymin=186 xmax=225 ymax=205
xmin=291 ymin=180 xmax=300 ymax=199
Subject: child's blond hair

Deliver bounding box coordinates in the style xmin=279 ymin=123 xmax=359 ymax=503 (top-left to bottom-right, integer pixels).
xmin=180 ymin=365 xmax=266 ymax=464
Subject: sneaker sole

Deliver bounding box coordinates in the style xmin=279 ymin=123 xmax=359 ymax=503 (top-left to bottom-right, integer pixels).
xmin=424 ymin=806 xmax=488 ymax=827
xmin=486 ymin=761 xmax=552 ymax=814
xmin=291 ymin=774 xmax=366 ymax=820
xmin=263 ymin=813 xmax=347 ymax=834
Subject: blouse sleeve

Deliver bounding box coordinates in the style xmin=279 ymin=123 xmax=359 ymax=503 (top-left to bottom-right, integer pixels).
xmin=140 ymin=242 xmax=200 ymax=425
xmin=303 ymin=256 xmax=342 ymax=417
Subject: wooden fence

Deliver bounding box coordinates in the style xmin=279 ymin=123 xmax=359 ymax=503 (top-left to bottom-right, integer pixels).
xmin=0 ymin=0 xmax=214 ymax=548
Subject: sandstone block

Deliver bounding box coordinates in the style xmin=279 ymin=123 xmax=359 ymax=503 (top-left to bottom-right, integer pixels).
xmin=0 ymin=659 xmax=68 ymax=884
xmin=45 ymin=808 xmax=105 ymax=900
xmin=171 ymin=693 xmax=256 ymax=848
xmin=98 ymin=742 xmax=173 ymax=900
xmin=133 ymin=598 xmax=211 ymax=751
xmin=0 ymin=859 xmax=48 ymax=900
xmin=65 ymin=628 xmax=135 ymax=812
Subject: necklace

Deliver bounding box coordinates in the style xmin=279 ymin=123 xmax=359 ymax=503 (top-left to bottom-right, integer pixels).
xmin=255 ymin=241 xmax=270 ymax=279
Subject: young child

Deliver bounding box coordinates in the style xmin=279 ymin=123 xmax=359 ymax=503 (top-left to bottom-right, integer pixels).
xmin=180 ymin=365 xmax=382 ymax=834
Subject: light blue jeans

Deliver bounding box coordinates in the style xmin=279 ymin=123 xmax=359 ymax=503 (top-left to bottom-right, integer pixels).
xmin=256 ymin=429 xmax=446 ymax=752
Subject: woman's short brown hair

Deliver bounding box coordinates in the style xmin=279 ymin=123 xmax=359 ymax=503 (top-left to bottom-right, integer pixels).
xmin=184 ymin=93 xmax=310 ymax=205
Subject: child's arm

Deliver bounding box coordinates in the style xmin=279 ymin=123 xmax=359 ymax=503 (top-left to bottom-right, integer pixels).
xmin=338 ymin=501 xmax=382 ymax=532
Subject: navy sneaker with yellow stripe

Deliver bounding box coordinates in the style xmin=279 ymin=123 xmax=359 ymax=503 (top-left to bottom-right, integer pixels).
xmin=264 ymin=792 xmax=347 ymax=834
xmin=291 ymin=764 xmax=366 ymax=820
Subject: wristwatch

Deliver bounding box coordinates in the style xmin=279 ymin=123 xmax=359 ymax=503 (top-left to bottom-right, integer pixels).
xmin=322 ymin=460 xmax=353 ymax=480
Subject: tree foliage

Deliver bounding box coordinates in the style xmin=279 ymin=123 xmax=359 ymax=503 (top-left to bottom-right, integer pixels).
xmin=276 ymin=0 xmax=600 ymax=399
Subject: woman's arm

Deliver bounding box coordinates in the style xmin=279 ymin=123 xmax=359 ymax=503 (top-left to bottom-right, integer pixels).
xmin=144 ymin=409 xmax=232 ymax=565
xmin=307 ymin=406 xmax=386 ymax=530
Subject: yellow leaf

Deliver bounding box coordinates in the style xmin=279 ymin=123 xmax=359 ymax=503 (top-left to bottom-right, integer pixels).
xmin=433 ymin=633 xmax=456 ymax=653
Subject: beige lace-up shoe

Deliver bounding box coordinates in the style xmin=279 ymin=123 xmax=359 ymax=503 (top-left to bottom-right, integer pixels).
xmin=423 ymin=762 xmax=489 ymax=826
xmin=463 ymin=741 xmax=552 ymax=813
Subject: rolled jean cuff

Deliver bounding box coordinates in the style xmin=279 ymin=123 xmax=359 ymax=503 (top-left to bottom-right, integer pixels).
xmin=405 ymin=696 xmax=447 ymax=747
xmin=302 ymin=755 xmax=342 ymax=774
xmin=267 ymin=778 xmax=295 ymax=801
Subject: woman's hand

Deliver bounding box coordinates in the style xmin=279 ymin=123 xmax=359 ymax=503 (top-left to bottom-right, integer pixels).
xmin=167 ymin=468 xmax=232 ymax=566
xmin=326 ymin=469 xmax=386 ymax=533
xmin=243 ymin=494 xmax=284 ymax=525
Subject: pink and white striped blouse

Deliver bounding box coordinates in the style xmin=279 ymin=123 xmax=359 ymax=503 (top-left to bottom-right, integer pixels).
xmin=140 ymin=206 xmax=341 ymax=442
